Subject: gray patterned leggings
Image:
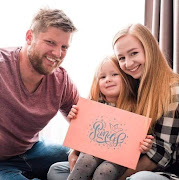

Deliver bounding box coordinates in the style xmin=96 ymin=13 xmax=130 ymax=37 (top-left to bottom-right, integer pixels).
xmin=67 ymin=152 xmax=127 ymax=180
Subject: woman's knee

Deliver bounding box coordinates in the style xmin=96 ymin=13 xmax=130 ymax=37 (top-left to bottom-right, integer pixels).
xmin=126 ymin=171 xmax=169 ymax=180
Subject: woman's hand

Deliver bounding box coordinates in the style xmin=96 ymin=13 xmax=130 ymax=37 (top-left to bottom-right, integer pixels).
xmin=67 ymin=105 xmax=78 ymax=121
xmin=140 ymin=135 xmax=154 ymax=154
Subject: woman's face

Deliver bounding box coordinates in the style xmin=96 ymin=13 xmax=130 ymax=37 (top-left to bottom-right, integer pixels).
xmin=114 ymin=34 xmax=145 ymax=79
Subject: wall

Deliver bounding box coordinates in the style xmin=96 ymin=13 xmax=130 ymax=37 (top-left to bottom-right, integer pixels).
xmin=0 ymin=0 xmax=145 ymax=144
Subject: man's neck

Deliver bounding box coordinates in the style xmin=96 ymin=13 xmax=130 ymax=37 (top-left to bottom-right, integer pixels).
xmin=19 ymin=47 xmax=44 ymax=93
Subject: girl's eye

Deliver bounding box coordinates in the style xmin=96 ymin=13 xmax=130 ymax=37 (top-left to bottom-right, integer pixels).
xmin=131 ymin=52 xmax=138 ymax=56
xmin=112 ymin=73 xmax=119 ymax=76
xmin=99 ymin=76 xmax=105 ymax=79
xmin=118 ymin=57 xmax=125 ymax=61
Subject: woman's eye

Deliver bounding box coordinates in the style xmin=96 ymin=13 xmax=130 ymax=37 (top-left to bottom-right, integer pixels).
xmin=131 ymin=52 xmax=138 ymax=56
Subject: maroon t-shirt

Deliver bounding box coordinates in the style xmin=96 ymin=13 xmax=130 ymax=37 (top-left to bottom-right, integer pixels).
xmin=0 ymin=47 xmax=79 ymax=160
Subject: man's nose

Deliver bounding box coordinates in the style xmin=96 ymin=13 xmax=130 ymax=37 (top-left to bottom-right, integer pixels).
xmin=52 ymin=47 xmax=62 ymax=58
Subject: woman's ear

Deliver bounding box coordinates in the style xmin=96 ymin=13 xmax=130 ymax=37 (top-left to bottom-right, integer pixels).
xmin=26 ymin=30 xmax=33 ymax=45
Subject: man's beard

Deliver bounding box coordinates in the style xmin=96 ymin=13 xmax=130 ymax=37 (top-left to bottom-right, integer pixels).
xmin=28 ymin=46 xmax=58 ymax=75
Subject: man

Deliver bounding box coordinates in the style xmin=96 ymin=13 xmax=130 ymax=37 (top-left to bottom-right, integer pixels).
xmin=0 ymin=8 xmax=79 ymax=179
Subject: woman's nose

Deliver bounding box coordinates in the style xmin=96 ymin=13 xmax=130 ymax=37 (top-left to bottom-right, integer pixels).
xmin=125 ymin=58 xmax=134 ymax=68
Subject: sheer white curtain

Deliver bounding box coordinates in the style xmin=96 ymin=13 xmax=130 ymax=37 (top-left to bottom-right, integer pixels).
xmin=0 ymin=0 xmax=145 ymax=144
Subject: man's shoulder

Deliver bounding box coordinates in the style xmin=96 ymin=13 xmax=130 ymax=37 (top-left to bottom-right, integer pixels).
xmin=0 ymin=47 xmax=21 ymax=61
xmin=53 ymin=66 xmax=68 ymax=78
xmin=54 ymin=66 xmax=67 ymax=73
xmin=0 ymin=47 xmax=20 ymax=54
xmin=49 ymin=66 xmax=71 ymax=84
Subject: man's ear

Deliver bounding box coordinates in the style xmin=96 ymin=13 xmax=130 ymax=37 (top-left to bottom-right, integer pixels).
xmin=26 ymin=30 xmax=33 ymax=45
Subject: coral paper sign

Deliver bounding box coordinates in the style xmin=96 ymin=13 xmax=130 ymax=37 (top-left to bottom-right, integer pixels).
xmin=63 ymin=97 xmax=151 ymax=170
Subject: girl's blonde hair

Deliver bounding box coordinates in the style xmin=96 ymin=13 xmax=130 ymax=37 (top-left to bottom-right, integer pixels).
xmin=113 ymin=23 xmax=179 ymax=127
xmin=89 ymin=55 xmax=138 ymax=112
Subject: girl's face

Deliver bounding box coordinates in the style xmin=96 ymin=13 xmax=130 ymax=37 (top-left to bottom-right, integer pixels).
xmin=114 ymin=34 xmax=145 ymax=79
xmin=98 ymin=61 xmax=122 ymax=103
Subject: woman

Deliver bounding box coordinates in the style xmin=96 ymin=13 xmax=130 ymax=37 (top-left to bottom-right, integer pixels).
xmin=112 ymin=23 xmax=179 ymax=179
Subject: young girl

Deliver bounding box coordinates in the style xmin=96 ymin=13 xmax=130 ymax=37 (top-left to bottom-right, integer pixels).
xmin=112 ymin=23 xmax=179 ymax=179
xmin=47 ymin=55 xmax=154 ymax=180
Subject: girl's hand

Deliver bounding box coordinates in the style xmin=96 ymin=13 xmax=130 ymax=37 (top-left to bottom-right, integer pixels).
xmin=68 ymin=150 xmax=80 ymax=172
xmin=67 ymin=105 xmax=78 ymax=121
xmin=140 ymin=135 xmax=154 ymax=154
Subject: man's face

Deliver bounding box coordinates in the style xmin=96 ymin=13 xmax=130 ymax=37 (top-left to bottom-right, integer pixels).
xmin=27 ymin=27 xmax=72 ymax=75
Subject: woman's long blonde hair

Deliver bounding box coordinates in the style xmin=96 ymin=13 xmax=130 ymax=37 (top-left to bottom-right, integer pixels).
xmin=113 ymin=23 xmax=179 ymax=127
xmin=89 ymin=55 xmax=138 ymax=112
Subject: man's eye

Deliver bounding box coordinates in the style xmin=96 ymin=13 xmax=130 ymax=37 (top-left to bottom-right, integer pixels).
xmin=46 ymin=41 xmax=55 ymax=45
xmin=62 ymin=46 xmax=68 ymax=50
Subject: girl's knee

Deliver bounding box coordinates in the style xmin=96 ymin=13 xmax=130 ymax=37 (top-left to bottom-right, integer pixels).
xmin=93 ymin=162 xmax=124 ymax=180
xmin=76 ymin=153 xmax=102 ymax=169
xmin=47 ymin=162 xmax=70 ymax=180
